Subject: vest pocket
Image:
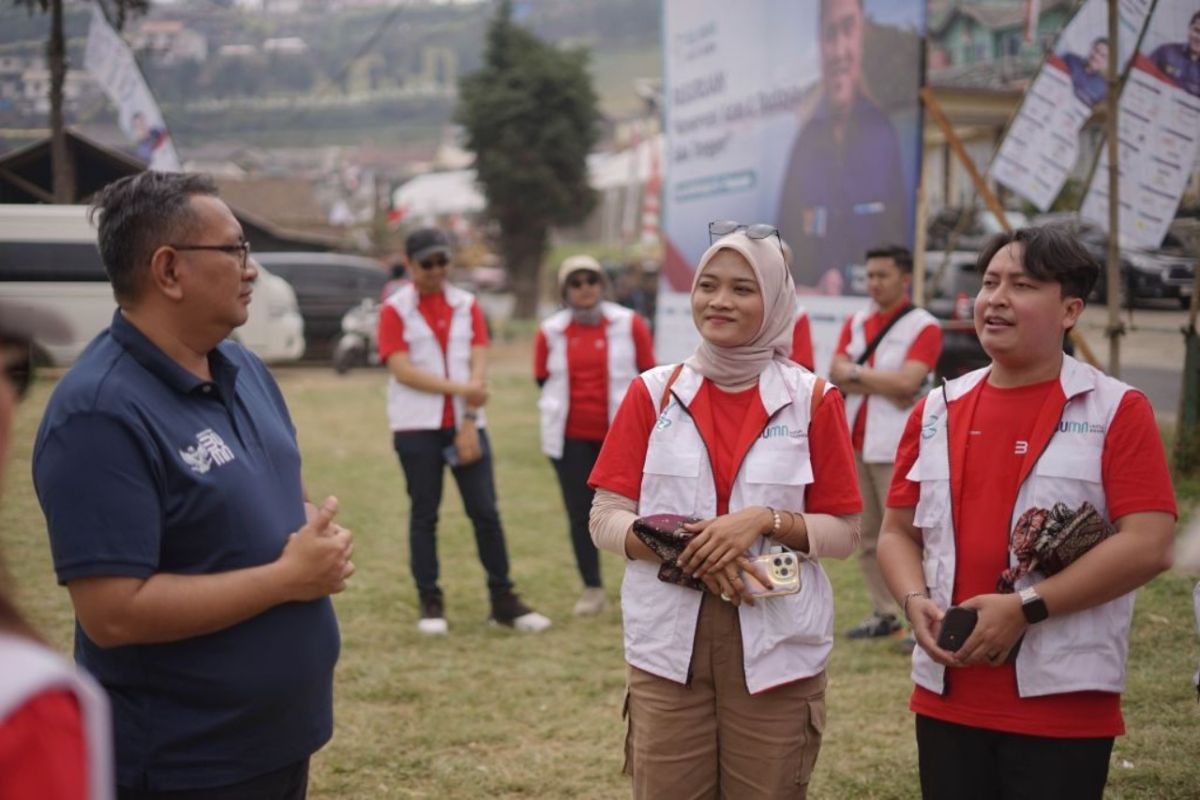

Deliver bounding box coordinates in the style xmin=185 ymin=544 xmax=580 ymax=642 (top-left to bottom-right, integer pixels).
xmin=744 ymin=450 xmax=814 ymax=487
xmin=1035 ymin=446 xmax=1103 ymax=483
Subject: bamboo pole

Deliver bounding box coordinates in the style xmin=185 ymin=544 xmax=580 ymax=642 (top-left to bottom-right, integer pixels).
xmin=1104 ymin=0 xmax=1122 ymax=378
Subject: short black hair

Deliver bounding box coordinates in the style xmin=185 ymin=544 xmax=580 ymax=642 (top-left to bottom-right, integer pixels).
xmin=90 ymin=172 xmax=219 ymax=303
xmin=864 ymin=244 xmax=913 ymax=274
xmin=976 ymin=225 xmax=1100 ymax=301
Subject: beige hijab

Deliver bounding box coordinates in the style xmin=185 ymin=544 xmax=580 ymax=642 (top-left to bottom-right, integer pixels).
xmin=685 ymin=231 xmax=796 ymax=387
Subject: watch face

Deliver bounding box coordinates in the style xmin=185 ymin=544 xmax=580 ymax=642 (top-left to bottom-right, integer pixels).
xmin=1022 ymin=592 xmax=1049 ymax=624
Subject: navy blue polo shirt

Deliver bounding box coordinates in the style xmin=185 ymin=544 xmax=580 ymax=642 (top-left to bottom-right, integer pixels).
xmin=33 ymin=310 xmax=339 ymax=792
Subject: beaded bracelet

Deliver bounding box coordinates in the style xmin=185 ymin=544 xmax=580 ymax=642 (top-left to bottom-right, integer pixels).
xmin=765 ymin=506 xmax=782 ymax=538
xmin=902 ymin=589 xmax=929 ymax=621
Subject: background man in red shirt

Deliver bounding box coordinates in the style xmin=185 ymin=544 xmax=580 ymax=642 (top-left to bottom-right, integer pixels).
xmin=830 ymin=245 xmax=941 ymax=640
xmin=878 ymin=226 xmax=1176 ymax=799
xmin=379 ymin=227 xmax=550 ymax=635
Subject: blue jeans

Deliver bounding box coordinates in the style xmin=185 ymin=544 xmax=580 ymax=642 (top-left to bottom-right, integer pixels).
xmin=393 ymin=427 xmax=512 ymax=596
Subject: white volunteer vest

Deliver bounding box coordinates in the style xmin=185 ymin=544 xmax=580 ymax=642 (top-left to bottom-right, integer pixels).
xmin=843 ymin=304 xmax=939 ymax=463
xmin=537 ymin=302 xmax=640 ymax=459
xmin=908 ymin=356 xmax=1136 ymax=697
xmin=384 ymin=283 xmax=486 ymax=431
xmin=624 ymin=361 xmax=836 ymax=695
xmin=0 ymin=633 xmax=114 ymax=800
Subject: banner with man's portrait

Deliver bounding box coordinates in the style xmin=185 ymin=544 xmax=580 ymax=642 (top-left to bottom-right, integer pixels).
xmin=989 ymin=0 xmax=1152 ymax=212
xmin=1081 ymin=3 xmax=1200 ymax=249
xmin=657 ymin=0 xmax=925 ymax=367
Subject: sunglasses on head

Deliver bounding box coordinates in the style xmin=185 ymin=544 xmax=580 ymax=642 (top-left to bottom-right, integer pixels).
xmin=1 ymin=337 xmax=32 ymax=402
xmin=567 ymin=273 xmax=601 ymax=289
xmin=419 ymin=255 xmax=450 ymax=270
xmin=708 ymin=220 xmax=783 ymax=250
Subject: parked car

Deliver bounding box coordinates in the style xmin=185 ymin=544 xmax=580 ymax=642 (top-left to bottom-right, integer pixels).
xmin=922 ymin=250 xmax=990 ymax=381
xmin=926 ymin=207 xmax=1031 ymax=251
xmin=1032 ymin=213 xmax=1195 ymax=308
xmin=253 ymin=252 xmax=387 ymax=358
xmin=0 ymin=204 xmax=305 ymax=366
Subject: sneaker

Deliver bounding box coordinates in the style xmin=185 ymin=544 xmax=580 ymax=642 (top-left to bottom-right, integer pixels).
xmin=489 ymin=590 xmax=552 ymax=633
xmin=572 ymin=587 xmax=608 ymax=617
xmin=417 ymin=592 xmax=448 ymax=636
xmin=845 ymin=611 xmax=903 ymax=640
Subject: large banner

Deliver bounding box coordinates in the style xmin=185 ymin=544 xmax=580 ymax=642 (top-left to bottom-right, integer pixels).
xmin=989 ymin=0 xmax=1152 ymax=211
xmin=1081 ymin=3 xmax=1200 ymax=249
xmin=658 ymin=0 xmax=925 ymax=367
xmin=84 ymin=6 xmax=181 ymax=172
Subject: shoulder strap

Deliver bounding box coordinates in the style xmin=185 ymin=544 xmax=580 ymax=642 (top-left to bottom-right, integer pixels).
xmin=659 ymin=364 xmax=685 ymax=413
xmin=856 ymin=304 xmax=917 ymax=365
xmin=811 ymin=376 xmax=827 ymax=419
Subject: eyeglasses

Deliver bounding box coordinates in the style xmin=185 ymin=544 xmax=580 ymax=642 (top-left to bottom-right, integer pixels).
xmin=1 ymin=337 xmax=32 ymax=402
xmin=419 ymin=255 xmax=450 ymax=270
xmin=170 ymin=241 xmax=251 ymax=270
xmin=567 ymin=274 xmax=601 ymax=289
xmin=708 ymin=220 xmax=783 ymax=249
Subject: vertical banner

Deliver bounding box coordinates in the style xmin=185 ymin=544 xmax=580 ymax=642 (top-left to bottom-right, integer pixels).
xmin=989 ymin=0 xmax=1153 ymax=211
xmin=84 ymin=6 xmax=181 ymax=172
xmin=658 ymin=0 xmax=925 ymax=367
xmin=1081 ymin=4 xmax=1200 ymax=249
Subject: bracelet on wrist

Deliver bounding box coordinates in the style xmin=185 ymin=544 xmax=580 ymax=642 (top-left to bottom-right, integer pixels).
xmin=462 ymin=411 xmax=479 ymax=421
xmin=764 ymin=506 xmax=782 ymax=538
xmin=902 ymin=589 xmax=929 ymax=621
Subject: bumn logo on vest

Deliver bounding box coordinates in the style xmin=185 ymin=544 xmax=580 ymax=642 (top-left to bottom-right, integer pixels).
xmin=179 ymin=429 xmax=236 ymax=474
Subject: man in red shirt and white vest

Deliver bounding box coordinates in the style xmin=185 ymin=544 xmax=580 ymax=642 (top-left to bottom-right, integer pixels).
xmin=878 ymin=226 xmax=1176 ymax=799
xmin=378 ymin=227 xmax=550 ymax=635
xmin=830 ymin=245 xmax=941 ymax=639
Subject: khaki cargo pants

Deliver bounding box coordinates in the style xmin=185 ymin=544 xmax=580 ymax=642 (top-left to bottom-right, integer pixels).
xmin=624 ymin=593 xmax=826 ymax=799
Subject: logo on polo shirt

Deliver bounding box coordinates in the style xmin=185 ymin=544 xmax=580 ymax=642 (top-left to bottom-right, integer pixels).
xmin=179 ymin=429 xmax=236 ymax=475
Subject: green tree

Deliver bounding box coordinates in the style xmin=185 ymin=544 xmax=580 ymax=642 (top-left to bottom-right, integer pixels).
xmin=456 ymin=0 xmax=599 ymax=319
xmin=13 ymin=0 xmax=149 ymax=201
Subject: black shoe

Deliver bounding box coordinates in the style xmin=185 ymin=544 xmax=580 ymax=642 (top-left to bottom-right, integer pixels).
xmin=846 ymin=612 xmax=903 ymax=639
xmin=489 ymin=590 xmax=552 ymax=632
xmin=418 ymin=592 xmax=447 ymax=635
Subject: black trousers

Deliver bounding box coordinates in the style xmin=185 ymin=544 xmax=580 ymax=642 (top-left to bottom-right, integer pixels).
xmin=393 ymin=427 xmax=513 ymax=596
xmin=550 ymin=437 xmax=604 ymax=588
xmin=118 ymin=758 xmax=308 ymax=800
xmin=916 ymin=714 xmax=1113 ymax=800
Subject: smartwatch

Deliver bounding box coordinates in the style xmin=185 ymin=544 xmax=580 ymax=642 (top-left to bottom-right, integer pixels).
xmin=1019 ymin=586 xmax=1049 ymax=624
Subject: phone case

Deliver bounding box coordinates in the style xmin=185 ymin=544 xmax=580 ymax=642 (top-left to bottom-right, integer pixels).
xmin=936 ymin=606 xmax=978 ymax=651
xmin=740 ymin=551 xmax=802 ymax=598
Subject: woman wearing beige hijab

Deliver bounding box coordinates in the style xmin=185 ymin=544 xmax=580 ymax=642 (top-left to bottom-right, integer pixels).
xmin=588 ymin=224 xmax=862 ymax=798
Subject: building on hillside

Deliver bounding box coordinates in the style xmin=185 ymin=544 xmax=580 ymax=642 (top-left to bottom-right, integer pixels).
xmin=131 ymin=20 xmax=209 ymax=64
xmin=928 ymin=0 xmax=1074 ymax=74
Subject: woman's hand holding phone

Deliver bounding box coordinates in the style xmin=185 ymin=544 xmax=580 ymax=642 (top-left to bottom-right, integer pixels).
xmin=677 ymin=507 xmax=772 ymax=579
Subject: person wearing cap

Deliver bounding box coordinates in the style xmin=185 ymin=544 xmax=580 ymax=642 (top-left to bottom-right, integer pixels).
xmin=31 ymin=172 xmax=353 ymax=798
xmin=534 ymin=255 xmax=655 ymax=616
xmin=588 ymin=224 xmax=861 ymax=797
xmin=1 ymin=302 xmax=113 ymax=800
xmin=379 ymin=226 xmax=550 ymax=634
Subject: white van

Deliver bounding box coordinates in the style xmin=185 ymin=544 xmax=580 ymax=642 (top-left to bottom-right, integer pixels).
xmin=0 ymin=204 xmax=305 ymax=365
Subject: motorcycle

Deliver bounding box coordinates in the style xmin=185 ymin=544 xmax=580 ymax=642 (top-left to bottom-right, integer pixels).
xmin=332 ymin=298 xmax=381 ymax=374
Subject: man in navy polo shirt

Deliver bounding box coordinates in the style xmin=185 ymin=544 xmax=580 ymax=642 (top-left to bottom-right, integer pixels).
xmin=32 ymin=172 xmax=354 ymax=799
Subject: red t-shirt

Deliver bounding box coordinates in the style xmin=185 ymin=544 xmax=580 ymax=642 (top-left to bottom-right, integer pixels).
xmin=378 ymin=291 xmax=490 ymax=429
xmin=533 ymin=314 xmax=656 ymax=441
xmin=835 ymin=302 xmax=942 ymax=452
xmin=589 ymin=376 xmax=862 ymax=518
xmin=0 ymin=689 xmax=88 ymax=800
xmin=888 ymin=379 xmax=1178 ymax=738
xmin=791 ymin=313 xmax=814 ymax=371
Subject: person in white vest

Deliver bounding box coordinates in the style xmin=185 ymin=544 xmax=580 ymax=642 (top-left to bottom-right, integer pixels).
xmin=534 ymin=255 xmax=655 ymax=616
xmin=379 ymin=227 xmax=550 ymax=635
xmin=588 ymin=224 xmax=862 ymax=798
xmin=781 ymin=240 xmax=815 ymax=371
xmin=0 ymin=300 xmax=113 ymax=800
xmin=830 ymin=244 xmax=941 ymax=640
xmin=877 ymin=226 xmax=1177 ymax=799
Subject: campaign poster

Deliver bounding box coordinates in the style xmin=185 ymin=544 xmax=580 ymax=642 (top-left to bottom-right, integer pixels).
xmin=989 ymin=0 xmax=1152 ymax=211
xmin=84 ymin=6 xmax=181 ymax=172
xmin=658 ymin=0 xmax=926 ymax=369
xmin=1081 ymin=3 xmax=1200 ymax=249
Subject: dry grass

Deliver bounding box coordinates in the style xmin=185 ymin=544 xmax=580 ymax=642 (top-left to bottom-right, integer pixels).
xmin=2 ymin=337 xmax=1198 ymax=798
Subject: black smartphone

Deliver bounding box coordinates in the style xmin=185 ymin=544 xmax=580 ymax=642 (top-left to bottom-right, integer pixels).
xmin=936 ymin=606 xmax=978 ymax=652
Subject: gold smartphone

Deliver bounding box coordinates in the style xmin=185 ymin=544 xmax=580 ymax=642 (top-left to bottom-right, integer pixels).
xmin=741 ymin=551 xmax=802 ymax=598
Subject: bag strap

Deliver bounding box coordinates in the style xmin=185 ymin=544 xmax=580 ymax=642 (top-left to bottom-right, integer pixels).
xmin=659 ymin=363 xmax=685 ymax=413
xmin=856 ymin=304 xmax=917 ymax=366
xmin=811 ymin=376 xmax=827 ymax=419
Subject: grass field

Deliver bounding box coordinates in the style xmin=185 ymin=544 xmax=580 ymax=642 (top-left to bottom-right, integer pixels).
xmin=2 ymin=337 xmax=1198 ymax=799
